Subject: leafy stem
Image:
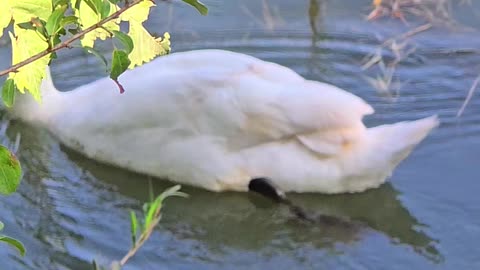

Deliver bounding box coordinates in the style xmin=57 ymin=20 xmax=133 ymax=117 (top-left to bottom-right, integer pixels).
xmin=101 ymin=185 xmax=188 ymax=268
xmin=0 ymin=0 xmax=145 ymax=78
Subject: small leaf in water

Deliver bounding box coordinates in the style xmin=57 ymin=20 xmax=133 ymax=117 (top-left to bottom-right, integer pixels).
xmin=144 ymin=197 xmax=161 ymax=230
xmin=130 ymin=210 xmax=138 ymax=246
xmin=0 ymin=234 xmax=26 ymax=256
xmin=0 ymin=145 xmax=22 ymax=195
xmin=159 ymin=185 xmax=189 ymax=201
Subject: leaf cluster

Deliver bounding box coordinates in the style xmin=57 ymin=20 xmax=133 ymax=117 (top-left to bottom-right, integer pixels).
xmin=0 ymin=0 xmax=207 ymax=105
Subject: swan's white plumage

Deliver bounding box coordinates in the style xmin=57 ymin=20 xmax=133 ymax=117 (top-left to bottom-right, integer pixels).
xmin=11 ymin=49 xmax=438 ymax=193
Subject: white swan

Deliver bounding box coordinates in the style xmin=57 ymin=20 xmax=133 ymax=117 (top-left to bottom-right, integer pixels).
xmin=10 ymin=49 xmax=438 ymax=193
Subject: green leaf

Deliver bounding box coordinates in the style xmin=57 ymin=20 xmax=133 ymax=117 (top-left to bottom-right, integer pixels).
xmin=113 ymin=30 xmax=134 ymax=54
xmin=130 ymin=211 xmax=138 ymax=246
xmin=16 ymin=22 xmax=36 ymax=31
xmin=110 ymin=50 xmax=130 ymax=93
xmin=73 ymin=0 xmax=119 ymax=47
xmin=144 ymin=196 xmax=162 ymax=230
xmin=60 ymin=15 xmax=79 ymax=28
xmin=181 ymin=0 xmax=208 ymax=15
xmin=143 ymin=185 xmax=187 ymax=230
xmin=100 ymin=0 xmax=111 ymax=19
xmin=0 ymin=145 xmax=22 ymax=195
xmin=110 ymin=50 xmax=130 ymax=80
xmin=0 ymin=235 xmax=25 ymax=256
xmin=68 ymin=27 xmax=80 ymax=35
xmin=83 ymin=0 xmax=100 ymax=14
xmin=74 ymin=0 xmax=82 ymax=10
xmin=2 ymin=79 xmax=16 ymax=108
xmin=0 ymin=221 xmax=4 ymax=231
xmin=46 ymin=5 xmax=67 ymax=36
xmin=158 ymin=185 xmax=188 ymax=201
xmin=83 ymin=46 xmax=108 ymax=70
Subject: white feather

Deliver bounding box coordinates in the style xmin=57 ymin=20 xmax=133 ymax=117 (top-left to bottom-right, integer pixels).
xmin=10 ymin=49 xmax=439 ymax=193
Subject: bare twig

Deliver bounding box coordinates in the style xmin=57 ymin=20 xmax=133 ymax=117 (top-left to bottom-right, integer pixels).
xmin=0 ymin=0 xmax=146 ymax=77
xmin=457 ymin=74 xmax=480 ymax=117
xmin=383 ymin=23 xmax=432 ymax=47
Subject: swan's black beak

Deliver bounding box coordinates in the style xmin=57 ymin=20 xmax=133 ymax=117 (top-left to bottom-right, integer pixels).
xmin=248 ymin=178 xmax=361 ymax=227
xmin=248 ymin=177 xmax=314 ymax=223
xmin=248 ymin=177 xmax=287 ymax=203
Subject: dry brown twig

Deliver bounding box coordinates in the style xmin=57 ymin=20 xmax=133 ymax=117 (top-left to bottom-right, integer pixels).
xmin=240 ymin=0 xmax=284 ymax=32
xmin=364 ymin=0 xmax=478 ymax=108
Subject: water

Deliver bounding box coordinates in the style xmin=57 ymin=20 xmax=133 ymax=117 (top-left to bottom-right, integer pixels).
xmin=1 ymin=0 xmax=480 ymax=269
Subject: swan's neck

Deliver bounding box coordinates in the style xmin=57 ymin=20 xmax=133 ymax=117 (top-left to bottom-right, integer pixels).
xmin=11 ymin=67 xmax=62 ymax=124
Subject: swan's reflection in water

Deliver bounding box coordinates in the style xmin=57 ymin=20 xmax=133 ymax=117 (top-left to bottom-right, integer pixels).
xmin=61 ymin=133 xmax=442 ymax=264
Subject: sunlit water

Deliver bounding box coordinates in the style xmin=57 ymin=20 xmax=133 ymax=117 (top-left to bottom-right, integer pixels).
xmin=1 ymin=0 xmax=480 ymax=269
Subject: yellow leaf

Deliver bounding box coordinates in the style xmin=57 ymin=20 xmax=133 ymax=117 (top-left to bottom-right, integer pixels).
xmin=0 ymin=0 xmax=12 ymax=38
xmin=120 ymin=0 xmax=155 ymax=23
xmin=10 ymin=0 xmax=51 ymax=22
xmin=373 ymin=0 xmax=382 ymax=6
xmin=127 ymin=22 xmax=170 ymax=68
xmin=1 ymin=0 xmax=51 ymax=39
xmin=1 ymin=0 xmax=51 ymax=101
xmin=8 ymin=26 xmax=50 ymax=101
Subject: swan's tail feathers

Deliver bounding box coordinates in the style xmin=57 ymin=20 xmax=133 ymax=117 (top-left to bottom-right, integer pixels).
xmin=368 ymin=115 xmax=439 ymax=168
xmin=393 ymin=115 xmax=439 ymax=148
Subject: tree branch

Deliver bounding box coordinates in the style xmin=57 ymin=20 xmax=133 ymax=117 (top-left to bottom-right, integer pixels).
xmin=0 ymin=0 xmax=147 ymax=77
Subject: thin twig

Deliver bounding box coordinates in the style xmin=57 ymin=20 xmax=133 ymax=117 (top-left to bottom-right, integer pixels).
xmin=457 ymin=73 xmax=480 ymax=117
xmin=0 ymin=0 xmax=146 ymax=77
xmin=382 ymin=23 xmax=432 ymax=47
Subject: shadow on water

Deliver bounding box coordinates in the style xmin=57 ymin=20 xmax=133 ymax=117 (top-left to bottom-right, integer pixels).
xmin=54 ymin=132 xmax=442 ymax=263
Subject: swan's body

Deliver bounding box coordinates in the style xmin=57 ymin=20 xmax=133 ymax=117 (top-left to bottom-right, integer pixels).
xmin=11 ymin=50 xmax=438 ymax=193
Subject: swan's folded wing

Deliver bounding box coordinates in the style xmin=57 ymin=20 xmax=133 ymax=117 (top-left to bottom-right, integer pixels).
xmin=191 ymin=63 xmax=374 ymax=153
xmin=58 ymin=51 xmax=373 ymax=158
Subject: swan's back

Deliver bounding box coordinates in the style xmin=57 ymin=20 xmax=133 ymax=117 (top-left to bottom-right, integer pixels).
xmin=11 ymin=49 xmax=438 ymax=193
